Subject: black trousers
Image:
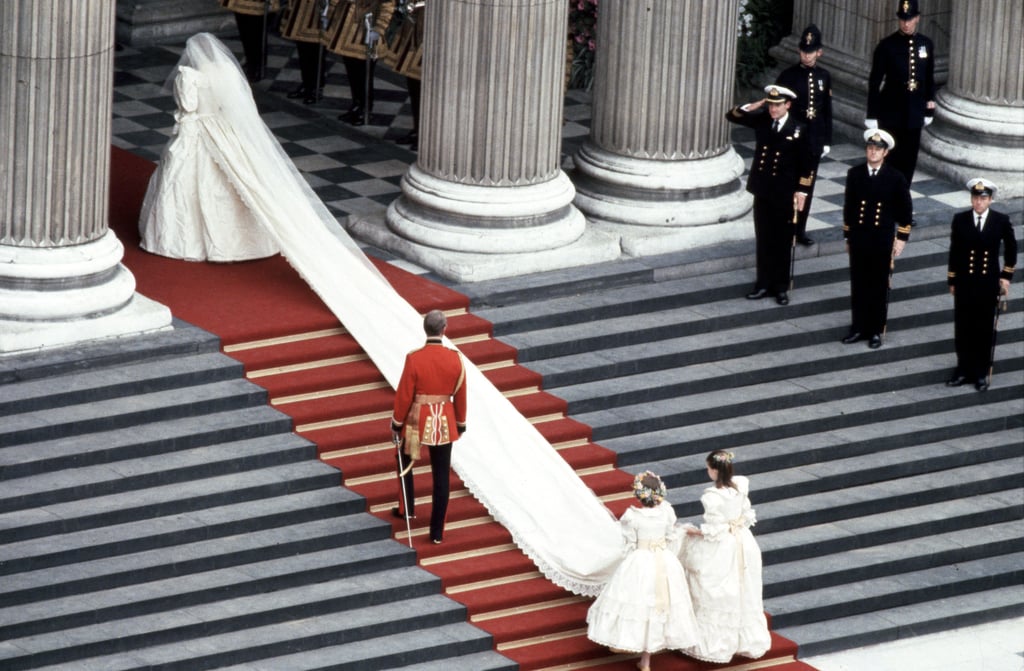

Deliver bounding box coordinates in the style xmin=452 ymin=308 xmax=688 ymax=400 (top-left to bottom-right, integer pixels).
xmin=793 ymin=154 xmax=822 ymax=239
xmin=396 ymin=442 xmax=453 ymax=542
xmin=848 ymin=243 xmax=893 ymax=337
xmin=342 ymin=56 xmax=375 ymax=110
xmin=886 ymin=126 xmax=922 ymax=185
xmin=295 ymin=41 xmax=326 ymax=92
xmin=406 ymin=76 xmax=421 ymax=132
xmin=233 ymin=11 xmax=277 ymax=81
xmin=752 ymin=194 xmax=795 ymax=295
xmin=953 ymin=285 xmax=1000 ymax=380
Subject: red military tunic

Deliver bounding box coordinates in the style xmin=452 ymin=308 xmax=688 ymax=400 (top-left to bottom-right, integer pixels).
xmin=391 ymin=338 xmax=466 ymax=459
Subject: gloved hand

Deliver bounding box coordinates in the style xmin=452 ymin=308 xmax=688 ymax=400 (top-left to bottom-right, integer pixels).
xmin=924 ymin=117 xmax=934 ymax=126
xmin=865 ymin=118 xmax=879 ymax=129
xmin=821 ymin=145 xmax=831 ymax=158
xmin=365 ymin=29 xmax=380 ymax=47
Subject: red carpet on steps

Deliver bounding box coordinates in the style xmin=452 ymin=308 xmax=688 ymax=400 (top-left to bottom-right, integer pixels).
xmin=108 ymin=146 xmax=816 ymax=671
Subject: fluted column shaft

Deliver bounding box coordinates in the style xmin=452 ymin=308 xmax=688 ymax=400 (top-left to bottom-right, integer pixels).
xmin=369 ymin=0 xmax=620 ymax=281
xmin=1 ymin=0 xmax=170 ymax=353
xmin=1 ymin=2 xmax=113 ymax=246
xmin=920 ymin=1 xmax=1024 ymax=196
xmin=571 ymin=1 xmax=749 ymax=254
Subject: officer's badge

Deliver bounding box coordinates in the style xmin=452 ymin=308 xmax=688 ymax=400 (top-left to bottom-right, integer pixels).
xmin=918 ymin=45 xmax=928 ymax=58
xmin=805 ymin=32 xmax=813 ymax=46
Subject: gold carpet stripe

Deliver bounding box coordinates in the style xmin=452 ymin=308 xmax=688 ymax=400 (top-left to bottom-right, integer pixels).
xmin=576 ymin=464 xmax=615 ymax=477
xmin=420 ymin=542 xmax=518 ymax=566
xmin=223 ymin=327 xmax=347 ymax=352
xmin=599 ymin=491 xmax=634 ymax=504
xmin=367 ymin=488 xmax=472 ymax=512
xmin=348 ymin=463 xmax=435 ymax=487
xmin=247 ymin=353 xmax=368 ymax=379
xmin=472 ymin=596 xmax=587 ymax=623
xmin=450 ymin=333 xmax=489 ymax=345
xmin=319 ymin=442 xmax=392 ymax=462
xmin=445 ymin=571 xmax=541 ymax=595
xmin=529 ymin=412 xmax=566 ymax=425
xmin=271 ymin=380 xmax=390 ymax=406
xmin=296 ymin=410 xmax=390 ymax=433
xmin=497 ymin=627 xmax=586 ymax=651
xmin=534 ymin=653 xmax=798 ymax=671
xmin=476 ymin=359 xmax=515 ymax=372
xmin=396 ymin=516 xmax=494 ymax=542
xmin=503 ymin=386 xmax=541 ymax=398
xmin=553 ymin=438 xmax=589 ymax=450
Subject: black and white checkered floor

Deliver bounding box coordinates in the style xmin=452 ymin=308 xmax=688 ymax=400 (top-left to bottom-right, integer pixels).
xmin=112 ymin=33 xmax=978 ymax=263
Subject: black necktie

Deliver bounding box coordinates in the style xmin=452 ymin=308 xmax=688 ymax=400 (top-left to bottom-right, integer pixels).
xmin=977 ymin=215 xmax=983 ymax=230
xmin=772 ymin=120 xmax=779 ymax=133
xmin=870 ymin=168 xmax=877 ymax=177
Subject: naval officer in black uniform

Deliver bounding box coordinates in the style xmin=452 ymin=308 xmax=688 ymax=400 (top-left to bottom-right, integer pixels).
xmin=726 ymin=85 xmax=816 ymax=306
xmin=777 ymin=24 xmax=833 ymax=247
xmin=946 ymin=178 xmax=1017 ymax=392
xmin=841 ymin=129 xmax=913 ymax=350
xmin=865 ymin=0 xmax=936 ymax=185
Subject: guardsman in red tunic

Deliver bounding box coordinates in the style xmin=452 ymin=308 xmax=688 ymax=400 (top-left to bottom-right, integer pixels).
xmin=946 ymin=178 xmax=1017 ymax=391
xmin=390 ymin=310 xmax=467 ymax=544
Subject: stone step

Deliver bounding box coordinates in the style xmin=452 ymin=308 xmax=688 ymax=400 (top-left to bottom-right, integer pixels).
xmin=596 ymin=378 xmax=1023 ymax=467
xmin=0 ymin=461 xmax=359 ymax=546
xmin=766 ymin=552 xmax=1024 ymax=629
xmin=0 ymin=405 xmax=294 ymax=479
xmin=0 ymin=378 xmax=271 ymax=445
xmin=0 ymin=513 xmax=392 ymax=606
xmin=776 ymin=587 xmax=1024 ymax=658
xmin=7 ymin=594 xmax=471 ymax=671
xmin=209 ymin=622 xmax=502 ymax=671
xmin=0 ymin=432 xmax=319 ymax=519
xmin=0 ymin=566 xmax=443 ymax=669
xmin=0 ymin=351 xmax=243 ymax=415
xmin=0 ymin=320 xmax=220 ymax=386
xmin=0 ymin=540 xmax=414 ymax=640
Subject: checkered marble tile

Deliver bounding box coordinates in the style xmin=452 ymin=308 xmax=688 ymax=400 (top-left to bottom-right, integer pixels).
xmin=112 ymin=34 xmax=971 ymax=240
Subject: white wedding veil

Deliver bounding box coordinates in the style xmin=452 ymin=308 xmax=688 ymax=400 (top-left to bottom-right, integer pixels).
xmin=161 ymin=33 xmax=625 ymax=595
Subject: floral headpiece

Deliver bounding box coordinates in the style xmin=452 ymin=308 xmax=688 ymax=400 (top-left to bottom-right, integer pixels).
xmin=632 ymin=470 xmax=667 ymax=506
xmin=710 ymin=451 xmax=735 ymax=466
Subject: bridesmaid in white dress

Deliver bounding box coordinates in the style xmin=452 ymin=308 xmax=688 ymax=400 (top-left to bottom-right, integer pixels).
xmin=139 ymin=35 xmax=278 ymax=261
xmin=586 ymin=471 xmax=699 ymax=671
xmin=679 ymin=450 xmax=772 ymax=663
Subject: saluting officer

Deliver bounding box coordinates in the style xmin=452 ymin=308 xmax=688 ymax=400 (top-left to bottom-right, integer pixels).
xmin=841 ymin=129 xmax=913 ymax=350
xmin=866 ymin=0 xmax=936 ymax=184
xmin=946 ymin=179 xmax=1017 ymax=392
xmin=727 ymin=85 xmax=816 ymax=306
xmin=777 ymin=24 xmax=833 ymax=247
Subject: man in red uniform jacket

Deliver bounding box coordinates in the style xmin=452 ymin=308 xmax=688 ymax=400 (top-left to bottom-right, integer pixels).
xmin=391 ymin=310 xmax=467 ymax=544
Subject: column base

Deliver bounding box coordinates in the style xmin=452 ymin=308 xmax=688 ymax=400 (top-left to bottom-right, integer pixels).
xmin=570 ymin=141 xmax=753 ymax=255
xmin=0 ymin=231 xmax=173 ymax=354
xmin=0 ymin=294 xmax=173 ymax=355
xmin=919 ymin=90 xmax=1024 ymax=198
xmin=349 ymin=210 xmax=621 ymax=282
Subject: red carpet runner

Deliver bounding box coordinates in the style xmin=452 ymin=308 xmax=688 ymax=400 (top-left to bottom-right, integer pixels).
xmin=110 ymin=146 xmax=817 ymax=671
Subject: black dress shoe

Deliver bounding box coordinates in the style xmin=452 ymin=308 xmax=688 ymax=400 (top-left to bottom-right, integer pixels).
xmin=975 ymin=377 xmax=989 ymax=392
xmin=945 ymin=374 xmax=968 ymax=387
xmin=391 ymin=506 xmax=415 ymax=520
xmin=303 ymin=88 xmax=323 ymax=104
xmin=338 ymin=106 xmax=365 ymax=123
xmin=868 ymin=334 xmax=882 ymax=349
xmin=841 ymin=331 xmax=863 ymax=345
xmin=775 ymin=291 xmax=789 ymax=305
xmin=746 ymin=288 xmax=769 ymax=300
xmin=797 ymin=235 xmax=814 ymax=247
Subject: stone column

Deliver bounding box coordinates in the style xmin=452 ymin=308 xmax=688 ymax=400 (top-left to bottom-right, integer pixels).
xmin=571 ymin=1 xmax=752 ymax=256
xmin=770 ymin=0 xmax=950 ymax=142
xmin=350 ymin=0 xmax=619 ymax=282
xmin=0 ymin=0 xmax=170 ymax=353
xmin=116 ymin=0 xmax=235 ymax=46
xmin=919 ymin=1 xmax=1024 ymax=197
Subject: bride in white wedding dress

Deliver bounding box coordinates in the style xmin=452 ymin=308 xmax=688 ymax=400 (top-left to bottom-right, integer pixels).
xmin=139 ymin=33 xmax=625 ymax=595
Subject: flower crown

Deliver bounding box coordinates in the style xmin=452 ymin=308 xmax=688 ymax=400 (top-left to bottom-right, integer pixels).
xmin=710 ymin=451 xmax=735 ymax=465
xmin=632 ymin=470 xmax=667 ymax=506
